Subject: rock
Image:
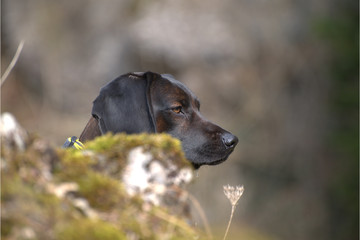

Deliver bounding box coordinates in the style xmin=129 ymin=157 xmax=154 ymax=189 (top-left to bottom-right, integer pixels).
xmin=1 ymin=114 xmax=204 ymax=240
xmin=0 ymin=112 xmax=27 ymax=151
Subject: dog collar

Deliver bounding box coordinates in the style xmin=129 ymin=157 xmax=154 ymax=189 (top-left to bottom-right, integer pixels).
xmin=62 ymin=136 xmax=84 ymax=150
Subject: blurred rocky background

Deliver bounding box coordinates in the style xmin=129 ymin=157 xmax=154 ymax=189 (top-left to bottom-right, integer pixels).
xmin=1 ymin=0 xmax=358 ymax=239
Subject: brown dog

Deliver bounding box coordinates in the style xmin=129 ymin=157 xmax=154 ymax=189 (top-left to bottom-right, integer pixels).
xmin=80 ymin=72 xmax=238 ymax=168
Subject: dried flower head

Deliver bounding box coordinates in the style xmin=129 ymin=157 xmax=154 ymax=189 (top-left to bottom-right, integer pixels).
xmin=222 ymin=185 xmax=244 ymax=240
xmin=223 ymin=185 xmax=244 ymax=206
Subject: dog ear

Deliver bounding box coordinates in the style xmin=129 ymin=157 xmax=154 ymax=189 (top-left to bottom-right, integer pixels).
xmin=91 ymin=72 xmax=160 ymax=135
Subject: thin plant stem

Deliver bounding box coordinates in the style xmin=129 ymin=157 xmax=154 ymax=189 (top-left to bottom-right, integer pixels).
xmin=174 ymin=186 xmax=213 ymax=239
xmin=223 ymin=204 xmax=236 ymax=240
xmin=1 ymin=40 xmax=25 ymax=86
xmin=150 ymin=207 xmax=197 ymax=236
xmin=222 ymin=185 xmax=244 ymax=240
xmin=186 ymin=190 xmax=213 ymax=239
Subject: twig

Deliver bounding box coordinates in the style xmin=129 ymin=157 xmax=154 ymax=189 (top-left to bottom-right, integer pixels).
xmin=150 ymin=207 xmax=197 ymax=236
xmin=1 ymin=40 xmax=25 ymax=86
xmin=184 ymin=190 xmax=213 ymax=239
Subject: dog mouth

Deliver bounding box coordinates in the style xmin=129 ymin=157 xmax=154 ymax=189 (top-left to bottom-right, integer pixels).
xmin=191 ymin=149 xmax=234 ymax=169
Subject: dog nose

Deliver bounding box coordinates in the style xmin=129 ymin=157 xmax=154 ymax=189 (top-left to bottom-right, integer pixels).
xmin=222 ymin=132 xmax=238 ymax=149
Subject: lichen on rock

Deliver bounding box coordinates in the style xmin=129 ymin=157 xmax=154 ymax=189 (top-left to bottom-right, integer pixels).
xmin=1 ymin=113 xmax=206 ymax=240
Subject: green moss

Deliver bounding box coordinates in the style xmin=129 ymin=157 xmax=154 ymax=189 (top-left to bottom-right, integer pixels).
xmin=85 ymin=133 xmax=191 ymax=169
xmin=56 ymin=219 xmax=126 ymax=240
xmin=56 ymin=148 xmax=96 ymax=180
xmin=2 ymin=132 xmax=201 ymax=240
xmin=78 ymin=172 xmax=125 ymax=211
xmin=1 ymin=165 xmax=65 ymax=239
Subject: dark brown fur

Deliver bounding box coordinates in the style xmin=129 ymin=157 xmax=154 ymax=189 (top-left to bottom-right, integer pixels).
xmin=79 ymin=72 xmax=238 ymax=168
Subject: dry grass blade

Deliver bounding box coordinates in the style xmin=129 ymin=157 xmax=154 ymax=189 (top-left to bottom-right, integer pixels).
xmin=184 ymin=189 xmax=213 ymax=239
xmin=1 ymin=40 xmax=25 ymax=86
xmin=150 ymin=207 xmax=198 ymax=236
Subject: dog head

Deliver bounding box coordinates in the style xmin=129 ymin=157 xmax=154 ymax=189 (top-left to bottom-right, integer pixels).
xmin=86 ymin=71 xmax=238 ymax=168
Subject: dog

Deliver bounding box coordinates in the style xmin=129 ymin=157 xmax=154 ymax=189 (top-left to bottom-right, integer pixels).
xmin=79 ymin=71 xmax=238 ymax=168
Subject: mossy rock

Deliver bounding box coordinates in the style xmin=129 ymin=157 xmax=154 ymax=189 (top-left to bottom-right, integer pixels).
xmin=56 ymin=219 xmax=126 ymax=240
xmin=1 ymin=132 xmax=206 ymax=240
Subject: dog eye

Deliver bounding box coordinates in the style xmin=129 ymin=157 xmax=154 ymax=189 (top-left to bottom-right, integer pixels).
xmin=172 ymin=106 xmax=182 ymax=114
